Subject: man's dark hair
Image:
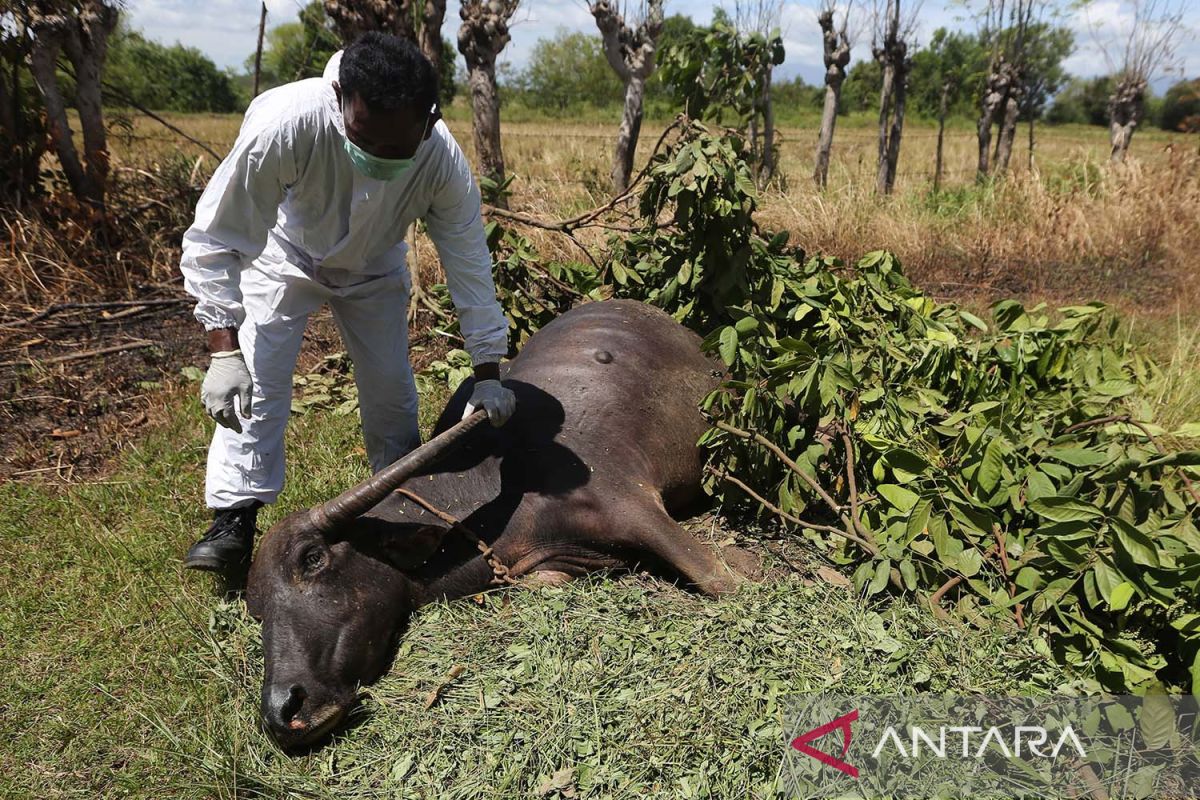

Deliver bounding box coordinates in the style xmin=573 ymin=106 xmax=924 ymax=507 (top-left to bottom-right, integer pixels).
xmin=339 ymin=31 xmax=439 ymax=114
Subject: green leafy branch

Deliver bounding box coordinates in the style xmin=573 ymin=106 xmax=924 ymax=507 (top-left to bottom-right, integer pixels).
xmin=419 ymin=119 xmax=1200 ymax=695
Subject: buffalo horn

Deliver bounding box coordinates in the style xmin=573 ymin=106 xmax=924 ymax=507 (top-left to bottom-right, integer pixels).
xmin=307 ymin=411 xmax=488 ymax=533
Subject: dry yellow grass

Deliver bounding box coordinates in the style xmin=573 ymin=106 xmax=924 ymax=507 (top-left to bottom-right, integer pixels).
xmin=16 ymin=108 xmax=1199 ymax=320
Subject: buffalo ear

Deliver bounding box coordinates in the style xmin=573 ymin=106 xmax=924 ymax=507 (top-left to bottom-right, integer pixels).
xmin=244 ymin=569 xmax=266 ymax=621
xmin=353 ymin=516 xmax=447 ymax=570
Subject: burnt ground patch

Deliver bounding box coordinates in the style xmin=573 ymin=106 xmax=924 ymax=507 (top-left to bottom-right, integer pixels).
xmin=0 ymin=287 xmax=453 ymax=483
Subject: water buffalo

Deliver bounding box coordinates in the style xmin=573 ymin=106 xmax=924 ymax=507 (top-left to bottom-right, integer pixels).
xmin=245 ymin=299 xmax=754 ymax=748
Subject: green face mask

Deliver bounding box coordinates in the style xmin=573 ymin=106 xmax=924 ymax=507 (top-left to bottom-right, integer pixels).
xmin=342 ymin=137 xmax=416 ymax=181
xmin=340 ymin=100 xmax=434 ymax=181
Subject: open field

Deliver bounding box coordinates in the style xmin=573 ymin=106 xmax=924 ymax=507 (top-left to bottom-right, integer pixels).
xmin=1 ymin=108 xmax=1198 ymax=796
xmin=0 ymin=383 xmax=1072 ymax=798
xmin=92 ymin=106 xmax=1200 ymax=318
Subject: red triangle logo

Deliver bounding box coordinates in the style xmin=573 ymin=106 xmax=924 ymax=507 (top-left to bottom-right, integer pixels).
xmin=790 ymin=709 xmax=859 ymax=778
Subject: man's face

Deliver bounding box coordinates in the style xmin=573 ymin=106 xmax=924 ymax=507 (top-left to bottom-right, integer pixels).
xmin=333 ymin=82 xmax=441 ymax=160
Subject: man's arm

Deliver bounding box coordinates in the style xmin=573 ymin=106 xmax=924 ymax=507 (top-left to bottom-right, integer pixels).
xmin=425 ymin=126 xmax=512 ymax=422
xmin=424 ymin=128 xmax=509 ymax=367
xmin=181 ymin=103 xmax=297 ymax=429
xmin=180 ymin=109 xmax=296 ymax=340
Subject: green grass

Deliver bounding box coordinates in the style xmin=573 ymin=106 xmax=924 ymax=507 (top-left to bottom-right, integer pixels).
xmin=0 ymin=376 xmax=1079 ymax=798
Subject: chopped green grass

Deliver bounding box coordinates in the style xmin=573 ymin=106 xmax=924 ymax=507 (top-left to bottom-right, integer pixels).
xmin=0 ymin=381 xmax=1073 ymax=798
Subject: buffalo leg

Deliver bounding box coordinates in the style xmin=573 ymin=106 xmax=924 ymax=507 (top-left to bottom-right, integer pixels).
xmin=626 ymin=500 xmax=750 ymax=597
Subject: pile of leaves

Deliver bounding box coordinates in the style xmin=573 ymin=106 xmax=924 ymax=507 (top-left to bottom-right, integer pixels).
xmin=427 ymin=121 xmax=1199 ymax=695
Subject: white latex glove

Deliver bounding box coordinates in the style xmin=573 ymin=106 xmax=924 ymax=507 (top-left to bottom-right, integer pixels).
xmin=463 ymin=379 xmax=516 ymax=427
xmin=201 ymin=349 xmax=254 ymax=433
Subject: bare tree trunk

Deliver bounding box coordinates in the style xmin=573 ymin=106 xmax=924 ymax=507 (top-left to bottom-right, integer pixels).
xmin=876 ymin=59 xmax=894 ymax=195
xmin=459 ymin=0 xmax=518 ymax=207
xmin=591 ymin=0 xmax=664 ymax=194
xmin=882 ymin=60 xmax=906 ymax=194
xmin=28 ymin=19 xmax=90 ymax=203
xmin=749 ymin=114 xmax=760 ymax=165
xmin=419 ymin=0 xmax=447 ymax=72
xmin=66 ymin=2 xmax=117 ymax=209
xmin=464 ymin=50 xmax=503 ymax=190
xmin=976 ymin=110 xmax=993 ymax=179
xmin=613 ymin=75 xmax=646 ymax=193
xmin=874 ymin=4 xmax=908 ymax=197
xmin=977 ymin=57 xmax=1021 ymax=181
xmin=814 ymin=84 xmax=839 ymax=188
xmin=994 ymin=92 xmax=1020 ymax=174
xmin=1107 ymin=75 xmax=1146 ymax=163
xmin=758 ymin=69 xmax=776 ymax=187
xmin=813 ymin=9 xmax=850 ymax=189
xmin=7 ymin=12 xmax=31 ymax=208
xmin=1110 ymin=119 xmax=1136 ymax=162
xmin=253 ymin=2 xmax=267 ymax=97
xmin=325 ymin=0 xmax=417 ymax=43
xmin=0 ymin=59 xmax=18 ymax=207
xmin=0 ymin=64 xmax=13 ymax=138
xmin=325 ymin=1 xmax=450 ymax=85
xmin=976 ymin=73 xmax=1002 ymax=179
xmin=28 ymin=2 xmax=117 ymax=209
xmin=934 ymin=80 xmax=949 ymax=191
xmin=1027 ymin=114 xmax=1035 ymax=171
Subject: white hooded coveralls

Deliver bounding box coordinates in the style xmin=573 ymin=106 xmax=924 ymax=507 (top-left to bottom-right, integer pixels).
xmin=180 ymin=52 xmax=508 ymax=510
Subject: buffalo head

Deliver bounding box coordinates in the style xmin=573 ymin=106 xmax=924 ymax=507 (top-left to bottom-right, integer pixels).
xmin=243 ymin=414 xmax=487 ymax=749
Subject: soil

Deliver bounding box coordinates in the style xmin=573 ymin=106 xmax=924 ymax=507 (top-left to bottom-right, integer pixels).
xmin=0 ymin=286 xmax=451 ymax=484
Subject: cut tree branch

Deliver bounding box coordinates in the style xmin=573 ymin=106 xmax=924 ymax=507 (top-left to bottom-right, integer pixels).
xmin=707 ymin=466 xmax=879 ymax=555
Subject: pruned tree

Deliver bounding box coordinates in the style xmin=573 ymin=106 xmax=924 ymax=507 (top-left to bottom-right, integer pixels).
xmin=813 ymin=0 xmax=854 ymax=189
xmin=418 ymin=0 xmax=447 ymax=74
xmin=735 ymin=0 xmax=784 ymax=188
xmin=872 ymin=0 xmax=916 ymax=195
xmin=1082 ymin=0 xmax=1186 ymax=162
xmin=1016 ymin=23 xmax=1072 ymax=170
xmin=658 ymin=11 xmax=783 ymax=184
xmin=458 ymin=0 xmax=519 ymax=206
xmin=589 ymin=0 xmax=665 ymax=194
xmin=27 ymin=0 xmax=119 ymax=209
xmin=0 ymin=2 xmax=46 ymax=207
xmin=974 ymin=0 xmax=1049 ymax=179
xmin=909 ymin=28 xmax=986 ymax=190
xmin=324 ymin=0 xmax=447 ymax=84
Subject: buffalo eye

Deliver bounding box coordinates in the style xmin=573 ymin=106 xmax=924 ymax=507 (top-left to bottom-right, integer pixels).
xmin=299 ymin=546 xmax=327 ymax=575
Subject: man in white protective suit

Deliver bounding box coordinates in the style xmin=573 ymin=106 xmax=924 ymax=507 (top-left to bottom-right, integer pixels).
xmin=179 ymin=32 xmax=516 ymax=579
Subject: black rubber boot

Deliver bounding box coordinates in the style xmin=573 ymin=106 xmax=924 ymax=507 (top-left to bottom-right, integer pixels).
xmin=184 ymin=503 xmax=261 ymax=576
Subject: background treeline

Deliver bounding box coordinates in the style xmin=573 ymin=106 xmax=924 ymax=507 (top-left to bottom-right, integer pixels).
xmin=94 ymin=2 xmax=1197 ymax=133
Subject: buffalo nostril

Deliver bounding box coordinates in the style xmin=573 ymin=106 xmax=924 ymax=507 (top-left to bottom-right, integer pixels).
xmin=280 ymin=685 xmax=307 ymax=726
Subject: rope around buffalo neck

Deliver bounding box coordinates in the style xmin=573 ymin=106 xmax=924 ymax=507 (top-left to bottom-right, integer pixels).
xmin=392 ymin=487 xmax=517 ymax=586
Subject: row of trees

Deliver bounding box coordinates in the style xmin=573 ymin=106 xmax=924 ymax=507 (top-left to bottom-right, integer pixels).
xmin=450 ymin=0 xmax=1188 ymax=197
xmin=0 ymin=0 xmax=1192 ymax=212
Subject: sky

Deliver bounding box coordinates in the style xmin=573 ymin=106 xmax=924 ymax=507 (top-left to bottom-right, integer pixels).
xmin=123 ymin=0 xmax=1198 ymax=92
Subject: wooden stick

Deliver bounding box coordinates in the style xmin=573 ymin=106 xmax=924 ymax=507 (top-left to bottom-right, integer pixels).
xmin=1062 ymin=414 xmax=1128 ymax=434
xmin=1124 ymin=418 xmax=1200 ymax=506
xmin=479 ymin=117 xmax=685 ymax=234
xmin=715 ymin=421 xmax=845 ymax=514
xmin=1 ymin=340 xmax=155 ymax=368
xmin=993 ymin=525 xmax=1025 ymax=629
xmin=707 ymin=466 xmax=880 ymax=556
xmin=928 ymin=575 xmax=963 ymax=620
xmin=99 ymin=82 xmax=222 ymax=160
xmin=838 ymin=426 xmax=875 ymax=544
xmin=22 ymin=298 xmax=188 ymax=324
